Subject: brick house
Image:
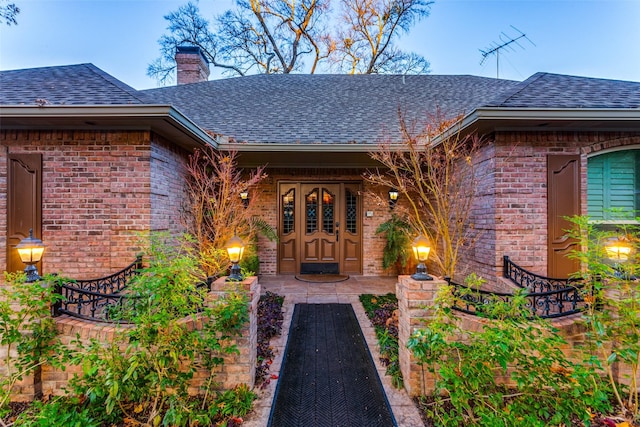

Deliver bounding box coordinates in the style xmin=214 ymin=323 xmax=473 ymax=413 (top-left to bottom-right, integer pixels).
xmin=1 ymin=50 xmax=639 ymax=284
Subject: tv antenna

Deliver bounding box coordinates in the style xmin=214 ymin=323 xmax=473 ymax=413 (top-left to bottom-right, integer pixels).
xmin=480 ymin=26 xmax=535 ymax=79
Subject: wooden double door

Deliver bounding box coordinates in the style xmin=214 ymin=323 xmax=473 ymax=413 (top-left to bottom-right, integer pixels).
xmin=278 ymin=182 xmax=362 ymax=275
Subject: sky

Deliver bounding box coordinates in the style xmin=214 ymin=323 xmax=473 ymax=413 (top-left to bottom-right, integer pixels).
xmin=0 ymin=0 xmax=638 ymax=90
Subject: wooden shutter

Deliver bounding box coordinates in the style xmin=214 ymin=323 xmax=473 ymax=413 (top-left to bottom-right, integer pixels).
xmin=588 ymin=151 xmax=638 ymax=220
xmin=548 ymin=155 xmax=581 ymax=278
xmin=7 ymin=153 xmax=42 ymax=274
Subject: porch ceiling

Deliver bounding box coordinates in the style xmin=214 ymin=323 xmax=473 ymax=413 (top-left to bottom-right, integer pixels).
xmin=229 ymin=146 xmax=383 ymax=169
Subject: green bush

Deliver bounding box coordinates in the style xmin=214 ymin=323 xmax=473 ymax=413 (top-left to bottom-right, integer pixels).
xmin=408 ymin=278 xmax=611 ymax=427
xmin=0 ymin=273 xmax=70 ymax=414
xmin=13 ymin=233 xmax=254 ymax=427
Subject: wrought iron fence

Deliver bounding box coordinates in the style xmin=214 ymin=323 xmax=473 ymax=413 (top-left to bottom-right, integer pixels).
xmin=503 ymin=255 xmax=582 ymax=292
xmin=447 ymin=277 xmax=586 ymax=319
xmin=53 ymin=256 xmax=143 ymax=322
xmin=53 ymin=257 xmax=215 ymax=323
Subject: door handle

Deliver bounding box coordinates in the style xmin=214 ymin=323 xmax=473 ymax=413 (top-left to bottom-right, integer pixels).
xmin=336 ymin=222 xmax=339 ymax=241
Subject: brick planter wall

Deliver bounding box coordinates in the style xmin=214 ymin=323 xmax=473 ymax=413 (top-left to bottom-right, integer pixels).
xmin=8 ymin=277 xmax=259 ymax=401
xmin=396 ymin=275 xmax=619 ymax=397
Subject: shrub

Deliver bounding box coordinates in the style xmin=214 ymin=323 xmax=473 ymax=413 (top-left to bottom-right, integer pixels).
xmin=408 ymin=280 xmax=611 ymax=427
xmin=10 ymin=233 xmax=255 ymax=427
xmin=0 ymin=273 xmax=70 ymax=415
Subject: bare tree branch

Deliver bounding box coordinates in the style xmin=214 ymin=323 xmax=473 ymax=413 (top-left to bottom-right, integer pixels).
xmin=0 ymin=0 xmax=19 ymax=26
xmin=149 ymin=0 xmax=432 ymax=84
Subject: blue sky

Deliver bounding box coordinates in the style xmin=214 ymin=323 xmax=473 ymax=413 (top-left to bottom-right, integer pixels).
xmin=0 ymin=0 xmax=638 ymax=90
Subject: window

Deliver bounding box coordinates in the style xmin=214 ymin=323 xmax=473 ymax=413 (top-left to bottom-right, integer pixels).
xmin=588 ymin=150 xmax=640 ymax=222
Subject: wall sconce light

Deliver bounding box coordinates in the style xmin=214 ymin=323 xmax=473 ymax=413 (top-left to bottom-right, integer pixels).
xmin=240 ymin=190 xmax=249 ymax=209
xmin=388 ymin=189 xmax=399 ymax=210
xmin=411 ymin=234 xmax=433 ymax=281
xmin=225 ymin=234 xmax=245 ymax=282
xmin=16 ymin=229 xmax=46 ymax=282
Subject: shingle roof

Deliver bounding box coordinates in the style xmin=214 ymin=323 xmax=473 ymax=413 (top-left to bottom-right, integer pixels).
xmin=0 ymin=63 xmax=153 ymax=105
xmin=142 ymin=74 xmax=520 ymax=144
xmin=487 ymin=72 xmax=640 ymax=109
xmin=2 ymin=64 xmax=638 ymax=144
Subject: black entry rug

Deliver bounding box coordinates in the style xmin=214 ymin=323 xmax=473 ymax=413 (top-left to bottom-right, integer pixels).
xmin=268 ymin=303 xmax=396 ymax=427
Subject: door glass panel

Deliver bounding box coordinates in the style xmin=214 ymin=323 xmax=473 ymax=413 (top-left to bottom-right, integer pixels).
xmin=346 ymin=189 xmax=357 ymax=234
xmin=306 ymin=189 xmax=318 ymax=234
xmin=322 ymin=188 xmax=335 ymax=233
xmin=282 ymin=189 xmax=295 ymax=234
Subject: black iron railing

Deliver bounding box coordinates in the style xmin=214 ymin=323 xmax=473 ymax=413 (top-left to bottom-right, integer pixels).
xmin=447 ymin=277 xmax=586 ymax=319
xmin=503 ymin=255 xmax=581 ymax=292
xmin=53 ymin=256 xmax=143 ymax=322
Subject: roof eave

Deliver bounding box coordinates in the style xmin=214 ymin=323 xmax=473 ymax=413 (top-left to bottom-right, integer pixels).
xmin=0 ymin=105 xmax=217 ymax=151
xmin=458 ymin=107 xmax=640 ymax=135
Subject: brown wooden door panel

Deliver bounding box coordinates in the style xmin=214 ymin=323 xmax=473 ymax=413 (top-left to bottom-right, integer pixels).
xmin=320 ymin=238 xmax=337 ymax=261
xmin=7 ymin=154 xmax=42 ymax=274
xmin=277 ymin=182 xmax=362 ymax=275
xmin=303 ymin=238 xmax=321 ymax=260
xmin=547 ymin=155 xmax=581 ymax=278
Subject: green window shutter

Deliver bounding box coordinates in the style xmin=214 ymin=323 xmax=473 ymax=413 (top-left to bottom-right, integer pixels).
xmin=588 ymin=151 xmax=638 ymax=220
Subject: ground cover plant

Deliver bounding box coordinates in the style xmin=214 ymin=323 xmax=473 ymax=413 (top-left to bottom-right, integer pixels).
xmin=359 ymin=293 xmax=403 ymax=388
xmin=255 ymin=291 xmax=285 ymax=388
xmin=2 ymin=234 xmax=257 ymax=427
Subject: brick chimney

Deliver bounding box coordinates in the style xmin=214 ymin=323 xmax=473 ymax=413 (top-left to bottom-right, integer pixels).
xmin=175 ymin=46 xmax=210 ymax=85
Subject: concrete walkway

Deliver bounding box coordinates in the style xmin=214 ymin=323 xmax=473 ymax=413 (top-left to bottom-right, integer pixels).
xmin=242 ymin=275 xmax=424 ymax=427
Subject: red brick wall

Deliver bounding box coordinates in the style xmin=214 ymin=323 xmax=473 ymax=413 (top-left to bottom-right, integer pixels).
xmin=464 ymin=131 xmax=640 ymax=283
xmin=0 ymin=130 xmax=190 ymax=281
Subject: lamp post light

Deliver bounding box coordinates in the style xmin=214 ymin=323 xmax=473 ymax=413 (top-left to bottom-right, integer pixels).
xmin=605 ymin=235 xmax=634 ymax=279
xmin=225 ymin=234 xmax=245 ymax=282
xmin=411 ymin=234 xmax=433 ymax=281
xmin=388 ymin=189 xmax=399 ymax=210
xmin=605 ymin=236 xmax=632 ymax=262
xmin=240 ymin=190 xmax=250 ymax=209
xmin=16 ymin=229 xmax=46 ymax=282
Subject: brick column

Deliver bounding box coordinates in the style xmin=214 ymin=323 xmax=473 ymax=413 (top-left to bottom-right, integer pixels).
xmin=397 ymin=275 xmax=446 ymax=396
xmin=209 ymin=276 xmax=260 ymax=389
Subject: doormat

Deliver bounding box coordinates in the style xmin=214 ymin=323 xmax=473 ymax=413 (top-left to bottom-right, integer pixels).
xmin=295 ymin=274 xmax=350 ymax=283
xmin=268 ymin=304 xmax=397 ymax=427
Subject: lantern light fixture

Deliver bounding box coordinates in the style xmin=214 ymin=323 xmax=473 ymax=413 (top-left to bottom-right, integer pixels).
xmin=16 ymin=229 xmax=46 ymax=282
xmin=240 ymin=190 xmax=249 ymax=209
xmin=605 ymin=236 xmax=633 ymax=262
xmin=411 ymin=234 xmax=433 ymax=281
xmin=225 ymin=234 xmax=245 ymax=282
xmin=388 ymin=189 xmax=399 ymax=210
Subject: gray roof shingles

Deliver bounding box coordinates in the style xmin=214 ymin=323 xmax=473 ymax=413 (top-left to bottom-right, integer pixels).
xmin=488 ymin=72 xmax=640 ymax=109
xmin=0 ymin=63 xmax=154 ymax=105
xmin=2 ymin=64 xmax=639 ymax=144
xmin=142 ymin=74 xmax=520 ymax=144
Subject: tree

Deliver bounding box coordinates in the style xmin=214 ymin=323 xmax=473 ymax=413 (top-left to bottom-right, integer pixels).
xmin=148 ymin=0 xmax=432 ymax=83
xmin=0 ymin=0 xmax=19 ymax=25
xmin=182 ymin=147 xmax=268 ymax=277
xmin=330 ymin=0 xmax=432 ymax=74
xmin=365 ymin=110 xmax=483 ymax=277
